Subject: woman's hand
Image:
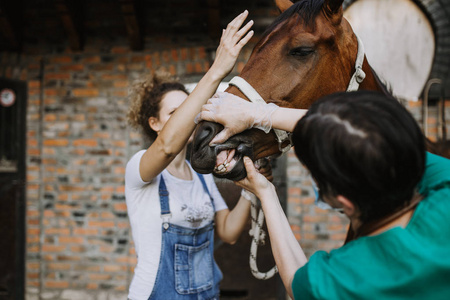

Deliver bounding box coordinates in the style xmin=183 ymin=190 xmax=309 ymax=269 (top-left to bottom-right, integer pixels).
xmin=255 ymin=158 xmax=273 ymax=182
xmin=209 ymin=11 xmax=254 ymax=80
xmin=236 ymin=156 xmax=274 ymax=198
xmin=196 ymin=92 xmax=278 ymax=145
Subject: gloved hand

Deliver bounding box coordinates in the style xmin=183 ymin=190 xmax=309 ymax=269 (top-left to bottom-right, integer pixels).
xmin=195 ymin=92 xmax=279 ymax=145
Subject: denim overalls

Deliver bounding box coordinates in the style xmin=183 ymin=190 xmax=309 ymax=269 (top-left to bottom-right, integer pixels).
xmin=149 ymin=173 xmax=223 ymax=300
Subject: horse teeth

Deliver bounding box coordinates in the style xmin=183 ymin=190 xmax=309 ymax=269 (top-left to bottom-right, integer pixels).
xmin=217 ymin=164 xmax=225 ymax=172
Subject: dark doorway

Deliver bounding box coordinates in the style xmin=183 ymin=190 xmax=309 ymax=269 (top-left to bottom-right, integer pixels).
xmin=0 ymin=78 xmax=27 ymax=300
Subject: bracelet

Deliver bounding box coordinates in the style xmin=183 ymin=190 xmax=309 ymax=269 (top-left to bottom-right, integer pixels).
xmin=241 ymin=189 xmax=257 ymax=202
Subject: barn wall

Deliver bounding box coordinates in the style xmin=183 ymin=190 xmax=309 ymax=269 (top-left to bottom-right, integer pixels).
xmin=0 ymin=43 xmax=253 ymax=299
xmin=3 ymin=46 xmax=448 ymax=299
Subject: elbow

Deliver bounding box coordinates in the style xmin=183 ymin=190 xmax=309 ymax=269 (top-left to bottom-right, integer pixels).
xmin=217 ymin=231 xmax=239 ymax=245
xmin=154 ymin=137 xmax=178 ymax=159
xmin=222 ymin=237 xmax=238 ymax=245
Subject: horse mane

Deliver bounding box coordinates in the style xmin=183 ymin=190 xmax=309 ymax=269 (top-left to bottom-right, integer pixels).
xmin=264 ymin=0 xmax=325 ymax=35
xmin=370 ymin=66 xmax=393 ymax=97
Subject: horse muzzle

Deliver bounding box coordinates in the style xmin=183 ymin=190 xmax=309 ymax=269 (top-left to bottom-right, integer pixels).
xmin=190 ymin=121 xmax=254 ymax=181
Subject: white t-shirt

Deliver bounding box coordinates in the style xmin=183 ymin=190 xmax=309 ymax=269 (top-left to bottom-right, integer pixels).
xmin=125 ymin=150 xmax=228 ymax=300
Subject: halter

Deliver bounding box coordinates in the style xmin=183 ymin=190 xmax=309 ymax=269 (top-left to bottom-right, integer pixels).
xmin=228 ymin=34 xmax=366 ymax=152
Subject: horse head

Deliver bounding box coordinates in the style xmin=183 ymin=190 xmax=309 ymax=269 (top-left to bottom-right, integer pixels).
xmin=191 ymin=0 xmax=387 ymax=180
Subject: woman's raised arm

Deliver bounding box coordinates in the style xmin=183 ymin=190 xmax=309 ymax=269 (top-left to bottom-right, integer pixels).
xmin=139 ymin=12 xmax=254 ymax=182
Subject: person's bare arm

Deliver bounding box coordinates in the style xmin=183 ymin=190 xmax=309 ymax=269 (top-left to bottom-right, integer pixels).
xmin=139 ymin=12 xmax=254 ymax=182
xmin=236 ymin=157 xmax=307 ymax=298
xmin=215 ymin=159 xmax=273 ymax=244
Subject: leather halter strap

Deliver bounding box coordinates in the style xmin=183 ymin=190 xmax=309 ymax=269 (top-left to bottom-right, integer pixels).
xmin=228 ymin=34 xmax=366 ymax=153
xmin=347 ymin=34 xmax=366 ymax=92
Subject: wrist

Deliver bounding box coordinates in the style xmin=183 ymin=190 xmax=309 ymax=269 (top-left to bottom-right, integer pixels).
xmin=252 ymin=103 xmax=279 ymax=133
xmin=206 ymin=65 xmax=228 ymax=83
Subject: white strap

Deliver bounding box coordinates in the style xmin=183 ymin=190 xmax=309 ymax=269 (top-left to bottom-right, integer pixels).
xmin=229 ymin=76 xmax=266 ymax=104
xmin=347 ymin=34 xmax=366 ymax=92
xmin=248 ymin=192 xmax=278 ymax=280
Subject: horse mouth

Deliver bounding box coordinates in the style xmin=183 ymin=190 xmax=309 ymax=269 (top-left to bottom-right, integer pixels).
xmin=213 ymin=146 xmax=242 ymax=175
xmin=190 ymin=121 xmax=255 ymax=181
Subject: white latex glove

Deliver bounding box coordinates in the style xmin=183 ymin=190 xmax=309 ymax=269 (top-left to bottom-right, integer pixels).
xmin=195 ymin=92 xmax=278 ymax=145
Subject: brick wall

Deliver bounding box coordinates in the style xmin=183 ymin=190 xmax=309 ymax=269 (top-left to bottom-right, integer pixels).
xmin=1 ymin=42 xmax=254 ymax=299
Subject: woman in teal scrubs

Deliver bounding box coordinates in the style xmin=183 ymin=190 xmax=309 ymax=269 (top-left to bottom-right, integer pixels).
xmin=199 ymin=90 xmax=450 ymax=299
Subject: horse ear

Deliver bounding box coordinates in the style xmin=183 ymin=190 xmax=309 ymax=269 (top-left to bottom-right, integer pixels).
xmin=323 ymin=0 xmax=344 ymax=17
xmin=275 ymin=0 xmax=294 ymax=13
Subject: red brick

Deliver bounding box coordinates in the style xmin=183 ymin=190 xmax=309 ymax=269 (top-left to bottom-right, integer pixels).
xmin=82 ymin=56 xmax=101 ymax=63
xmin=60 ymin=64 xmax=84 ymax=71
xmin=43 ymin=139 xmax=69 ymax=147
xmin=72 ymin=88 xmax=99 ymax=97
xmin=86 ymin=283 xmax=99 ymax=289
xmin=73 ymin=139 xmax=98 ymax=147
xmin=180 ymin=48 xmax=188 ymax=60
xmin=48 ymin=263 xmax=71 ymax=270
xmin=114 ymin=202 xmax=127 ymax=212
xmin=73 ymin=228 xmax=99 ymax=235
xmin=88 ymin=221 xmax=115 ymax=228
xmin=171 ymin=49 xmax=178 ymax=61
xmin=50 ymin=56 xmax=72 ymax=64
xmin=59 ymin=236 xmax=84 ymax=244
xmin=44 ymin=281 xmax=69 ymax=288
xmin=194 ymin=62 xmax=203 ymax=73
xmin=89 ymin=274 xmax=112 ymax=281
xmin=42 ymin=245 xmax=67 ymax=253
xmin=28 ymin=80 xmax=40 ymax=88
xmin=43 ymin=210 xmax=55 ymax=217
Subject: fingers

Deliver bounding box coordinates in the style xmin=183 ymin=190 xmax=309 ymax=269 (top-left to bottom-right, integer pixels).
xmin=256 ymin=159 xmax=273 ymax=182
xmin=222 ymin=10 xmax=253 ymax=50
xmin=242 ymin=156 xmax=258 ymax=178
xmin=224 ymin=10 xmax=249 ymax=39
xmin=210 ymin=128 xmax=234 ymax=146
xmin=195 ymin=111 xmax=215 ymax=124
xmin=236 ymin=23 xmax=254 ymax=48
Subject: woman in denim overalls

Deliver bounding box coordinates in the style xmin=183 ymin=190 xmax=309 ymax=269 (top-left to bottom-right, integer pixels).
xmin=149 ymin=173 xmax=222 ymax=300
xmin=125 ymin=12 xmax=268 ymax=300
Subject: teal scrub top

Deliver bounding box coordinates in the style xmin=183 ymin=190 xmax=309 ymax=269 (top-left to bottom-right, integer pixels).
xmin=292 ymin=152 xmax=450 ymax=300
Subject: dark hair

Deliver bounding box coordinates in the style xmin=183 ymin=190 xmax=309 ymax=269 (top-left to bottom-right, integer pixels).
xmin=127 ymin=72 xmax=188 ymax=141
xmin=264 ymin=0 xmax=325 ymax=35
xmin=293 ymin=91 xmax=426 ymax=222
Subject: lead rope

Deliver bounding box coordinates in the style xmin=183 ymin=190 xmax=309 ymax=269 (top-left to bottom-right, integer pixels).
xmin=248 ymin=195 xmax=278 ymax=279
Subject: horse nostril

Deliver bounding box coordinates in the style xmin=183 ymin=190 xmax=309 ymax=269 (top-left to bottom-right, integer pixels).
xmin=194 ymin=122 xmax=223 ymax=147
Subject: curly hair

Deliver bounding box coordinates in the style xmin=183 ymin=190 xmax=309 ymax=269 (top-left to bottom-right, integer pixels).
xmin=127 ymin=71 xmax=189 ymax=141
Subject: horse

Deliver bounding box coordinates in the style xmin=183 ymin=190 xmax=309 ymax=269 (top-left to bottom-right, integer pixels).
xmin=190 ymin=0 xmax=395 ymax=181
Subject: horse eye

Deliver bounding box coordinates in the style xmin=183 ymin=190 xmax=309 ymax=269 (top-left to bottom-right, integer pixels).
xmin=289 ymin=48 xmax=314 ymax=57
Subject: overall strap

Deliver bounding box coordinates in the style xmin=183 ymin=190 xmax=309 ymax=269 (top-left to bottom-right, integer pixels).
xmin=158 ymin=175 xmax=171 ymax=228
xmin=196 ymin=173 xmax=216 ymax=211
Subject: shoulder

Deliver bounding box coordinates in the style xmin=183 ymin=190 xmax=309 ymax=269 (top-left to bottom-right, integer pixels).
xmin=126 ymin=150 xmax=146 ymax=170
xmin=418 ymin=152 xmax=450 ymax=194
xmin=293 ymin=238 xmax=389 ymax=299
xmin=126 ymin=150 xmax=155 ymax=191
